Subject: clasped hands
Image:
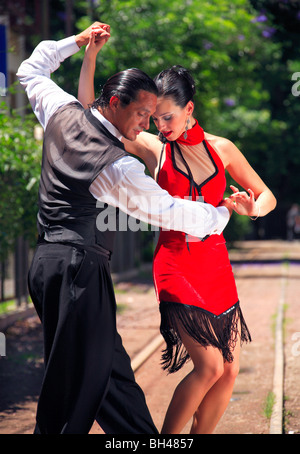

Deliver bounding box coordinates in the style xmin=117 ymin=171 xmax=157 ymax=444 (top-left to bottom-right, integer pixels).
xmin=75 ymin=21 xmax=111 ymax=51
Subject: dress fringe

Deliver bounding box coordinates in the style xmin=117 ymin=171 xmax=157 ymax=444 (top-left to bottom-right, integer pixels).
xmin=159 ymin=301 xmax=251 ymax=374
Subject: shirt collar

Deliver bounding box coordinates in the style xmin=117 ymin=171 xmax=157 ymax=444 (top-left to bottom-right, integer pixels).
xmin=91 ymin=107 xmax=123 ymax=142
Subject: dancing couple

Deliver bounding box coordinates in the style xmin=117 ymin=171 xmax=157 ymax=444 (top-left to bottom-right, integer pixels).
xmin=17 ymin=21 xmax=276 ymax=434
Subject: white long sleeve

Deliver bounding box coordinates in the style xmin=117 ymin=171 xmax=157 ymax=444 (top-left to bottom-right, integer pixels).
xmin=17 ymin=36 xmax=230 ymax=239
xmin=16 ymin=36 xmax=80 ymax=130
xmin=90 ymin=156 xmax=230 ymax=238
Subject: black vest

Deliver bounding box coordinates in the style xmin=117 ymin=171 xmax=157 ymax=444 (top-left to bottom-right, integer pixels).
xmin=37 ymin=102 xmax=127 ymax=252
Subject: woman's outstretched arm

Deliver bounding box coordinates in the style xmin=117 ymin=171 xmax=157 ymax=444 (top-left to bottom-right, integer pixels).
xmin=77 ymin=29 xmax=162 ymax=175
xmin=216 ymin=137 xmax=277 ymax=218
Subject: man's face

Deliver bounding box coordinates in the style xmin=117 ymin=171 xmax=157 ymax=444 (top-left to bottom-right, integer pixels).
xmin=112 ymin=90 xmax=157 ymax=141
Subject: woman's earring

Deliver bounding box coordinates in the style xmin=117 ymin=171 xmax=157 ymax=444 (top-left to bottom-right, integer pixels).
xmin=184 ymin=118 xmax=190 ymax=140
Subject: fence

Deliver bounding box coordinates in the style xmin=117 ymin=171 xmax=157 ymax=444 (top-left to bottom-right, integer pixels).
xmin=0 ymin=228 xmax=156 ymax=308
xmin=0 ymin=238 xmax=30 ymax=307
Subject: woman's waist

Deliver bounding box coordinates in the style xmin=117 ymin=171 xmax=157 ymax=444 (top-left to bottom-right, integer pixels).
xmin=157 ymin=229 xmax=225 ymax=245
xmin=154 ymin=231 xmax=229 ymax=267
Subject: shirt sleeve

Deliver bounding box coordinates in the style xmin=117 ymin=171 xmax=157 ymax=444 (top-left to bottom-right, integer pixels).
xmin=16 ymin=36 xmax=80 ymax=130
xmin=89 ymin=155 xmax=230 ymax=238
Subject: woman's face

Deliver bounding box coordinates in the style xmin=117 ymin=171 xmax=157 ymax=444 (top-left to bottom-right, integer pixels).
xmin=152 ymin=96 xmax=194 ymax=141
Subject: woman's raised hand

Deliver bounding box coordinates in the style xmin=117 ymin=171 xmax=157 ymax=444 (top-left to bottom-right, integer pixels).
xmin=228 ymin=185 xmax=259 ymax=217
xmin=77 ymin=22 xmax=110 ymax=107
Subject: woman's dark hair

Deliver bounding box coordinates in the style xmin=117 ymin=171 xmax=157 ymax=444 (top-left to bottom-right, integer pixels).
xmin=153 ymin=65 xmax=196 ymax=108
xmin=92 ymin=68 xmax=158 ymax=110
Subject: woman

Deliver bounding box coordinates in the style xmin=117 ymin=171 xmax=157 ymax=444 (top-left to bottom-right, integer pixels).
xmin=78 ymin=28 xmax=277 ymax=434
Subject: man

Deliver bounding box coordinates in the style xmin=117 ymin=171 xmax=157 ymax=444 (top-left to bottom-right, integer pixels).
xmin=17 ymin=22 xmax=232 ymax=434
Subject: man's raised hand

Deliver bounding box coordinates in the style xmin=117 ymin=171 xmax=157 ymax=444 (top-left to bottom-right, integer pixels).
xmin=75 ymin=21 xmax=110 ymax=48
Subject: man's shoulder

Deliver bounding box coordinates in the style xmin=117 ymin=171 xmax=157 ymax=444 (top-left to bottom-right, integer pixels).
xmin=45 ymin=101 xmax=84 ymax=133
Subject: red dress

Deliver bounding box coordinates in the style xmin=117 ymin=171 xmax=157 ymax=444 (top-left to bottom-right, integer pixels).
xmin=153 ymin=122 xmax=251 ymax=373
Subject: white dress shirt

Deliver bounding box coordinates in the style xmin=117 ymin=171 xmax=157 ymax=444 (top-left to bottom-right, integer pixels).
xmin=16 ymin=36 xmax=230 ymax=238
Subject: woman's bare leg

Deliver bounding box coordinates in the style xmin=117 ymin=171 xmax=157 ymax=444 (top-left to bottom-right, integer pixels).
xmin=161 ymin=325 xmax=241 ymax=434
xmin=190 ymin=338 xmax=240 ymax=434
xmin=161 ymin=338 xmax=225 ymax=434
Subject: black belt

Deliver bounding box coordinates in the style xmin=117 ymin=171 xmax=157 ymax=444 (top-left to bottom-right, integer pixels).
xmin=37 ymin=236 xmax=111 ymax=260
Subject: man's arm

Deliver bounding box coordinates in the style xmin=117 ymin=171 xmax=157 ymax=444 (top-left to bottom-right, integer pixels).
xmin=16 ymin=22 xmax=110 ymax=130
xmin=90 ymin=156 xmax=231 ymax=238
xmin=16 ymin=37 xmax=80 ymax=130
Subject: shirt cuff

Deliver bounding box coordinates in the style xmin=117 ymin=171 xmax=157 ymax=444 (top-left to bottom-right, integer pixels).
xmin=57 ymin=36 xmax=80 ymax=61
xmin=212 ymin=206 xmax=230 ymax=235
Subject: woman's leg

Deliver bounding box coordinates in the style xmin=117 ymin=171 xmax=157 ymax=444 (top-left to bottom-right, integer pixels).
xmin=161 ymin=334 xmax=225 ymax=434
xmin=161 ymin=324 xmax=241 ymax=434
xmin=190 ymin=338 xmax=240 ymax=434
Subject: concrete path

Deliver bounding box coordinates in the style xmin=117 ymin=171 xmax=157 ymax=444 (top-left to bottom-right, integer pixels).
xmin=0 ymin=241 xmax=299 ymax=435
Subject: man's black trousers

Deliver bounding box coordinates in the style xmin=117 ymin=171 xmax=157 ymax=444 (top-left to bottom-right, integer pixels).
xmin=28 ymin=242 xmax=158 ymax=434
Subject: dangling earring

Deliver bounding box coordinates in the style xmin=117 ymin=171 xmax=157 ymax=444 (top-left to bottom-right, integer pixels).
xmin=184 ymin=118 xmax=190 ymax=140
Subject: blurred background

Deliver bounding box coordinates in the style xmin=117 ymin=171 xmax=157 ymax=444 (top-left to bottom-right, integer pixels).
xmin=0 ymin=0 xmax=299 ymax=309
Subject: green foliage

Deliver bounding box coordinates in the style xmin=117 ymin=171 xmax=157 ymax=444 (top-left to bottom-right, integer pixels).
xmin=47 ymin=1 xmax=300 ymax=207
xmin=263 ymin=390 xmax=276 ymax=419
xmin=0 ymin=101 xmax=42 ymax=261
xmin=81 ymin=0 xmax=296 ymax=238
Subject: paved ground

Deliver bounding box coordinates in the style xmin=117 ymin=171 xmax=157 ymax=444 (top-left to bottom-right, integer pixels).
xmin=0 ymin=240 xmax=299 ymax=435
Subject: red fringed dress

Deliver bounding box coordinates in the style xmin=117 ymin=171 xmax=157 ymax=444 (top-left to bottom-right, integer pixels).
xmin=153 ymin=121 xmax=251 ymax=373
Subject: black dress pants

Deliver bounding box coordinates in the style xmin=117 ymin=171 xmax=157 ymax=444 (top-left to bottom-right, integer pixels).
xmin=28 ymin=242 xmax=158 ymax=434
